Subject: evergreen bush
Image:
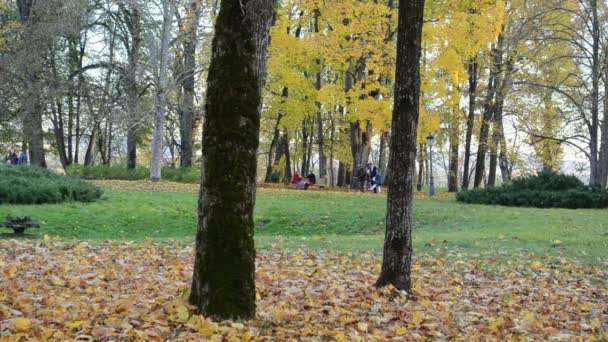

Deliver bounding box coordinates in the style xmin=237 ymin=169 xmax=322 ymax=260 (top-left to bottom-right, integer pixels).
xmin=456 ymin=170 xmax=608 ymax=209
xmin=0 ymin=164 xmax=103 ymax=204
xmin=67 ymin=165 xmax=200 ymax=183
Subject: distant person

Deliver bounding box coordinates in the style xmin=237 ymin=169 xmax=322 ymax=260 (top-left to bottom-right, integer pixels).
xmin=297 ymin=178 xmax=307 ymax=190
xmin=18 ymin=151 xmax=28 ymax=165
xmin=6 ymin=150 xmax=18 ymax=165
xmin=307 ymin=172 xmax=316 ymax=185
xmin=370 ymin=172 xmax=383 ymax=193
xmin=292 ymin=173 xmax=302 ymax=184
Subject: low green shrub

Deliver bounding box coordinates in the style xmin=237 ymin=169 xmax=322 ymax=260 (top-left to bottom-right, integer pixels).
xmin=0 ymin=164 xmax=103 ymax=205
xmin=67 ymin=165 xmax=200 ymax=183
xmin=457 ymin=170 xmax=608 ymax=209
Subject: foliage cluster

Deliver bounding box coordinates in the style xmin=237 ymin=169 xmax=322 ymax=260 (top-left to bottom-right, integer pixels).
xmin=457 ymin=171 xmax=608 ymax=209
xmin=0 ymin=165 xmax=102 ymax=205
xmin=67 ymin=165 xmax=200 ymax=184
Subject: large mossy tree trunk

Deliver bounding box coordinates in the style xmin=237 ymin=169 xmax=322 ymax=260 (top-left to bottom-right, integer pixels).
xmin=190 ymin=0 xmax=274 ymax=320
xmin=376 ymin=0 xmax=425 ymax=292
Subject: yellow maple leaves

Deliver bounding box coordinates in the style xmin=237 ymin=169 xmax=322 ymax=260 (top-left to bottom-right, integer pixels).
xmin=13 ymin=317 xmax=32 ymax=333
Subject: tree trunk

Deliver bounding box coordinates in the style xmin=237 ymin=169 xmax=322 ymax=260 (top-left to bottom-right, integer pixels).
xmin=190 ymin=0 xmax=274 ymax=320
xmin=350 ymin=120 xmax=372 ymax=187
xmin=264 ymin=113 xmax=283 ymax=183
xmin=474 ymin=35 xmax=503 ymax=188
xmin=462 ymin=59 xmax=477 ymax=190
xmin=150 ymin=0 xmax=177 ymax=181
xmin=122 ymin=3 xmax=142 ymax=170
xmin=417 ymin=145 xmax=424 ymax=191
xmin=599 ymin=48 xmax=608 ymax=188
xmin=379 ymin=132 xmax=388 ymax=173
xmin=282 ymin=132 xmax=292 ymax=183
xmin=448 ymin=129 xmax=459 ymax=192
xmin=589 ymin=0 xmax=600 ymax=186
xmin=18 ymin=0 xmax=46 ymax=168
xmin=179 ymin=0 xmax=202 ymax=168
xmin=300 ymin=117 xmax=309 ymax=175
xmin=376 ymin=0 xmax=425 ymax=292
xmin=337 ymin=161 xmax=346 ymax=187
xmin=84 ymin=127 xmax=97 ymax=166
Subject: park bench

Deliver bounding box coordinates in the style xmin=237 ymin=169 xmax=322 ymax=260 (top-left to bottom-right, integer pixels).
xmin=0 ymin=216 xmax=40 ymax=235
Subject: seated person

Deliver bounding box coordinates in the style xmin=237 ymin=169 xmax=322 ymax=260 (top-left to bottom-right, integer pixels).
xmin=292 ymin=173 xmax=302 ymax=184
xmin=297 ymin=178 xmax=307 ymax=190
xmin=307 ymin=173 xmax=316 ymax=185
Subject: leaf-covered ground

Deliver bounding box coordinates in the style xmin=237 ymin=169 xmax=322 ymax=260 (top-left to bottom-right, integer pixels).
xmin=1 ymin=239 xmax=606 ymax=341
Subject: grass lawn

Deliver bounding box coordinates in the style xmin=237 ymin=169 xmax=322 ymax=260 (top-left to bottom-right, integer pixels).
xmin=1 ymin=181 xmax=607 ymax=265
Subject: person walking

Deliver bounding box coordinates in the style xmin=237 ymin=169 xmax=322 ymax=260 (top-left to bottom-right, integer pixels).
xmin=370 ymin=172 xmax=383 ymax=193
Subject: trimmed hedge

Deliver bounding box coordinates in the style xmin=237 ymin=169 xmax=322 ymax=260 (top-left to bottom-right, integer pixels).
xmin=0 ymin=164 xmax=103 ymax=205
xmin=67 ymin=165 xmax=200 ymax=184
xmin=457 ymin=170 xmax=608 ymax=209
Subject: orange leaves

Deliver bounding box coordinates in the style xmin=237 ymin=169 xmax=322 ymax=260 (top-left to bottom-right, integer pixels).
xmin=0 ymin=239 xmax=606 ymax=340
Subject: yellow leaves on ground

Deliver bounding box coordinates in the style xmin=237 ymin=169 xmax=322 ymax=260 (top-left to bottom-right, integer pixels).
xmin=0 ymin=239 xmax=606 ymax=340
xmin=530 ymin=261 xmax=544 ymax=270
xmin=12 ymin=317 xmax=31 ymax=333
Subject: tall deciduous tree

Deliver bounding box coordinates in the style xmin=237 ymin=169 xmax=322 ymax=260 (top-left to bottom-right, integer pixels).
xmin=149 ymin=0 xmax=177 ymax=181
xmin=190 ymin=0 xmax=274 ymax=320
xmin=376 ymin=0 xmax=425 ymax=292
xmin=17 ymin=0 xmax=46 ymax=168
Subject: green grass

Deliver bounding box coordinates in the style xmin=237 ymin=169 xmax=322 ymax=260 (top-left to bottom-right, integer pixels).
xmin=1 ymin=188 xmax=607 ymax=265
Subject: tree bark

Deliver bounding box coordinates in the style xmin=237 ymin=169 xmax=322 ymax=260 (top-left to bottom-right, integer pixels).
xmin=121 ymin=3 xmax=142 ymax=170
xmin=18 ymin=0 xmax=46 ymax=168
xmin=417 ymin=145 xmax=424 ymax=191
xmin=599 ymin=48 xmax=608 ymax=188
xmin=190 ymin=0 xmax=274 ymax=320
xmin=589 ymin=0 xmax=600 ymax=186
xmin=150 ymin=0 xmax=177 ymax=181
xmin=376 ymin=0 xmax=425 ymax=292
xmin=448 ymin=122 xmax=459 ymax=192
xmin=379 ymin=132 xmax=388 ymax=173
xmin=474 ymin=35 xmax=503 ymax=188
xmin=179 ymin=0 xmax=202 ymax=168
xmin=462 ymin=59 xmax=477 ymax=190
xmin=350 ymin=120 xmax=372 ymax=187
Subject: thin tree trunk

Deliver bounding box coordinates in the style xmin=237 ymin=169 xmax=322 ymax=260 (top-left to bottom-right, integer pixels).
xmin=474 ymin=35 xmax=503 ymax=188
xmin=599 ymin=48 xmax=608 ymax=188
xmin=350 ymin=120 xmax=372 ymax=187
xmin=265 ymin=113 xmax=283 ymax=182
xmin=376 ymin=0 xmax=425 ymax=292
xmin=300 ymin=117 xmax=309 ymax=175
xmin=337 ymin=161 xmax=346 ymax=187
xmin=150 ymin=0 xmax=177 ymax=181
xmin=448 ymin=121 xmax=459 ymax=192
xmin=179 ymin=0 xmax=202 ymax=168
xmin=282 ymin=132 xmax=292 ymax=183
xmin=417 ymin=145 xmax=424 ymax=191
xmin=122 ymin=3 xmax=142 ymax=170
xmin=190 ymin=0 xmax=274 ymax=320
xmin=379 ymin=132 xmax=388 ymax=173
xmin=589 ymin=0 xmax=600 ymax=186
xmin=462 ymin=59 xmax=477 ymax=190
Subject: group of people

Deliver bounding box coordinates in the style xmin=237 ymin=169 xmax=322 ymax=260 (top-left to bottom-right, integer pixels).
xmin=292 ymin=172 xmax=316 ymax=190
xmin=357 ymin=162 xmax=383 ymax=193
xmin=4 ymin=149 xmax=28 ymax=165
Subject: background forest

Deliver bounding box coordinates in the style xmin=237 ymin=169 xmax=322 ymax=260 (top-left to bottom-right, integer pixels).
xmin=1 ymin=0 xmax=607 ymax=189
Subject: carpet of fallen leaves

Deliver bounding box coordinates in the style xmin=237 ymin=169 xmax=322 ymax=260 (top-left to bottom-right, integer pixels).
xmin=1 ymin=239 xmax=606 ymax=341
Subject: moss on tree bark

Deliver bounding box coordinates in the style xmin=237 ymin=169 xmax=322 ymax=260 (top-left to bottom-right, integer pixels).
xmin=189 ymin=0 xmax=274 ymax=320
